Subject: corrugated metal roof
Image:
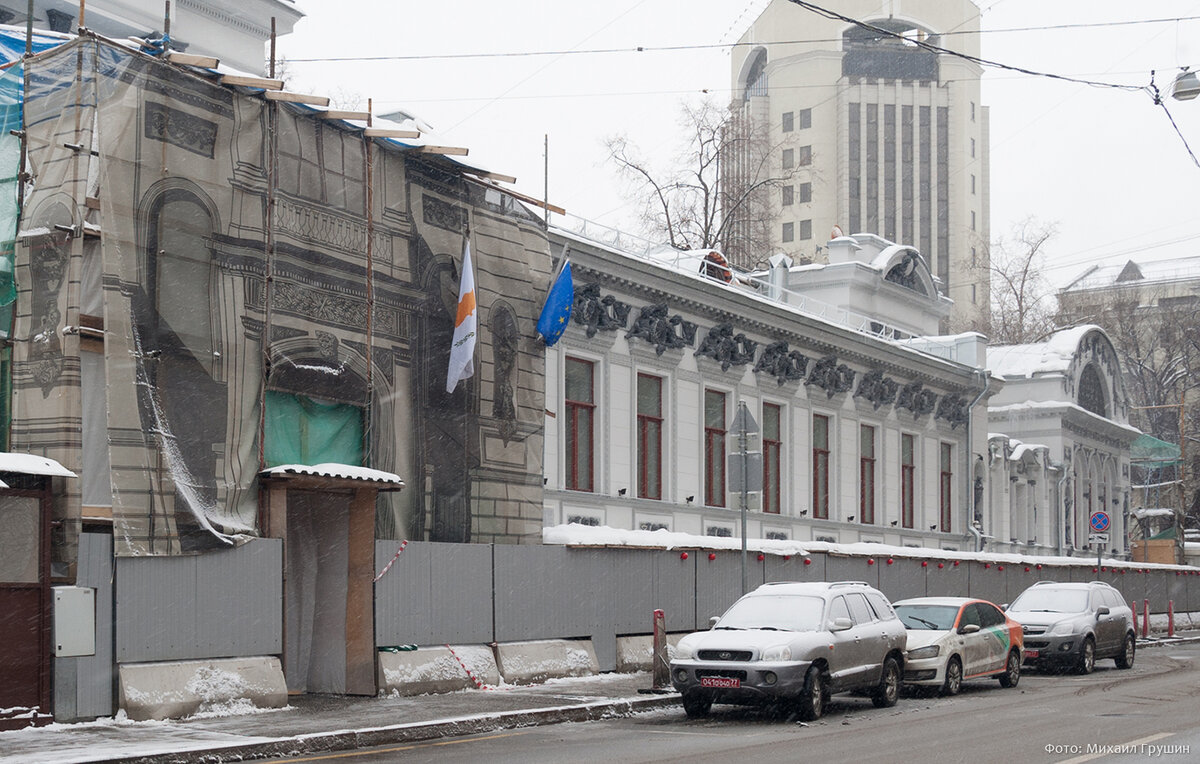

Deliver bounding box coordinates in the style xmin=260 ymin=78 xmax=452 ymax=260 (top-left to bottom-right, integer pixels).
xmin=261 ymin=463 xmax=404 ymax=487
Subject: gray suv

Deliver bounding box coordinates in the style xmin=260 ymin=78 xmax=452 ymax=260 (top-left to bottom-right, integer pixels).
xmin=670 ymin=581 xmax=907 ymax=720
xmin=1006 ymin=581 xmax=1136 ymax=674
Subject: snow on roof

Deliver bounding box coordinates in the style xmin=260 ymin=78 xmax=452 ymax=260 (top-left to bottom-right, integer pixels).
xmin=1064 ymin=255 xmax=1200 ymax=292
xmin=1133 ymin=507 xmax=1176 ymax=519
xmin=987 ymin=325 xmax=1100 ymax=379
xmin=542 ymin=523 xmax=1191 ymax=570
xmin=261 ymin=463 xmax=404 ymax=487
xmin=0 ymin=452 xmax=76 ymax=478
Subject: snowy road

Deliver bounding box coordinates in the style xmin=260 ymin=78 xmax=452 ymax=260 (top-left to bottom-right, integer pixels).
xmin=265 ymin=642 xmax=1200 ymax=763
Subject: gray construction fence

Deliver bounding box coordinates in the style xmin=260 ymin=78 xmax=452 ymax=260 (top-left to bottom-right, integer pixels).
xmin=58 ymin=533 xmax=1200 ymax=719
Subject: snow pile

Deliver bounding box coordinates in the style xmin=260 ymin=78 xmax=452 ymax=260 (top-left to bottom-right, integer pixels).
xmin=382 ymin=653 xmax=463 ymax=687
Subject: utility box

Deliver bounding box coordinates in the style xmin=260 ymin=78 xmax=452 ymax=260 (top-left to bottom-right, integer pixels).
xmin=53 ymin=586 xmax=96 ymax=657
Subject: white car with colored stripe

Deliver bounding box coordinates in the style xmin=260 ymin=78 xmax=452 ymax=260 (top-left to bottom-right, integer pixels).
xmin=893 ymin=597 xmax=1024 ymax=696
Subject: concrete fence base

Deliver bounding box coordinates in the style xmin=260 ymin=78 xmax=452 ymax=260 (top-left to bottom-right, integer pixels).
xmin=118 ymin=657 xmax=287 ymax=722
xmin=614 ymin=633 xmax=686 ymax=673
xmin=494 ymin=639 xmax=600 ymax=685
xmin=377 ymin=645 xmax=501 ymax=695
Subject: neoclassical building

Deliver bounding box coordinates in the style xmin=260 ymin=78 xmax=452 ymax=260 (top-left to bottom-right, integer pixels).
xmin=987 ymin=327 xmax=1138 ymax=555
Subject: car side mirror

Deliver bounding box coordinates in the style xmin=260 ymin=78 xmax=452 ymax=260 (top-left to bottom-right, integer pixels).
xmin=709 ymin=616 xmax=720 ymax=629
xmin=1000 ymin=603 xmax=1009 ymax=611
xmin=830 ymin=617 xmax=853 ymax=632
xmin=1096 ymin=606 xmax=1110 ymax=617
xmin=959 ymin=624 xmax=980 ymax=635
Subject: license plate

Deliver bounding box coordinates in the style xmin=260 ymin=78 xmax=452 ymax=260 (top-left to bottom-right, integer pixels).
xmin=1023 ymin=649 xmax=1040 ymax=659
xmin=701 ymin=676 xmax=740 ymax=689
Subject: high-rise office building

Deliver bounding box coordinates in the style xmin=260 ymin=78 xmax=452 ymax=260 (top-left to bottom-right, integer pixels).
xmin=726 ymin=0 xmax=989 ymax=332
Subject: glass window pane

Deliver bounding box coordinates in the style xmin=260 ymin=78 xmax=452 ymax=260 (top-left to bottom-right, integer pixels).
xmin=705 ymin=390 xmax=725 ymax=429
xmin=566 ymin=357 xmax=593 ymax=403
xmin=763 ymin=403 xmax=780 ymax=440
xmin=813 ymin=414 xmax=828 ymax=449
xmin=637 ymin=374 xmax=661 ymax=416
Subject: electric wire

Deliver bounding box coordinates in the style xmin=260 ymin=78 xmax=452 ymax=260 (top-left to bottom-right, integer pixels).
xmin=284 ymin=15 xmax=1200 ymax=64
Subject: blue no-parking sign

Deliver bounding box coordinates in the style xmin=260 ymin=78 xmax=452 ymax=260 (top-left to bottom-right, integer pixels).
xmin=1089 ymin=511 xmax=1111 ymax=533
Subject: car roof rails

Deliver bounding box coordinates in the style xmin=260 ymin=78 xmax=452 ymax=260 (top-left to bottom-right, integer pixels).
xmin=829 ymin=581 xmax=870 ymax=588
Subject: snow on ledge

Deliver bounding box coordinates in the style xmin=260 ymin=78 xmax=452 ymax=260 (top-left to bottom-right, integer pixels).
xmin=261 ymin=463 xmax=404 ymax=486
xmin=0 ymin=452 xmax=76 ymax=478
xmin=1133 ymin=507 xmax=1176 ymax=519
xmin=542 ymin=523 xmax=1199 ymax=571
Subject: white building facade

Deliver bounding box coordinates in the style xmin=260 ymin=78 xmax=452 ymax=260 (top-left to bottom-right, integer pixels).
xmin=543 ymin=229 xmax=991 ymax=551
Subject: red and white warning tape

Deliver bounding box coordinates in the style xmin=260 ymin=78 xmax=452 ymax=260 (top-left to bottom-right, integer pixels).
xmin=445 ymin=644 xmax=491 ymax=690
xmin=373 ymin=540 xmax=409 ymax=583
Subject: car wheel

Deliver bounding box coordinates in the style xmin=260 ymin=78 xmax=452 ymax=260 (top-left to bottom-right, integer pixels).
xmin=998 ymin=649 xmax=1021 ymax=688
xmin=1115 ymin=633 xmax=1136 ymax=670
xmin=941 ymin=656 xmax=962 ymax=697
xmin=796 ymin=666 xmax=825 ymax=721
xmin=682 ymin=692 xmax=712 ymax=719
xmin=872 ymin=656 xmax=901 ymax=708
xmin=1075 ymin=637 xmax=1095 ymax=675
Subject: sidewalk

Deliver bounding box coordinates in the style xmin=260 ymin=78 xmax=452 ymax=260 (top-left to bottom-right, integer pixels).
xmin=0 ymin=672 xmax=679 ymax=764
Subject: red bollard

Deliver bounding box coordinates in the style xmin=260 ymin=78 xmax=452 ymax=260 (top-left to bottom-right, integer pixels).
xmin=651 ymin=609 xmax=669 ymax=689
xmin=1168 ymin=600 xmax=1175 ymax=638
xmin=1142 ymin=599 xmax=1150 ymax=639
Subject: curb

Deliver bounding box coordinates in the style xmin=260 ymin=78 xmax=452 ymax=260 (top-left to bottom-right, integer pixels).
xmin=99 ymin=693 xmax=682 ymax=764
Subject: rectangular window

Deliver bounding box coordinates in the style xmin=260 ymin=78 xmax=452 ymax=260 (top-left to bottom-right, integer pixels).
xmin=704 ymin=390 xmax=727 ymax=507
xmin=971 ymin=174 xmax=976 ymax=195
xmin=971 ymin=101 xmax=976 ymax=121
xmin=799 ymin=219 xmax=812 ymax=240
xmin=860 ymin=425 xmax=875 ymax=524
xmin=940 ymin=442 xmax=953 ymax=532
xmin=782 ymin=148 xmax=794 ymax=169
xmin=901 ymin=434 xmax=915 ymax=529
xmin=637 ymin=373 xmax=663 ymax=500
xmin=971 ymin=284 xmax=977 ymax=304
xmin=971 ymin=247 xmax=977 ymax=267
xmin=782 ymin=185 xmax=794 ymax=206
xmin=798 ymin=145 xmax=812 ymax=166
xmin=970 ymin=137 xmax=976 ymax=158
xmin=782 ymin=111 xmax=794 ymax=132
xmin=763 ymin=403 xmax=782 ymax=514
xmin=565 ymin=357 xmax=595 ymax=492
xmin=813 ymin=414 xmax=830 ymax=519
xmin=798 ymin=107 xmax=811 ymax=129
xmin=971 ymin=210 xmax=976 ymax=231
xmin=798 ymin=182 xmax=812 ymax=203
xmin=782 ymin=222 xmax=794 ymax=242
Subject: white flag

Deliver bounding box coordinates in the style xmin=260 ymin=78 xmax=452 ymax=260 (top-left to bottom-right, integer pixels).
xmin=446 ymin=240 xmax=477 ymax=393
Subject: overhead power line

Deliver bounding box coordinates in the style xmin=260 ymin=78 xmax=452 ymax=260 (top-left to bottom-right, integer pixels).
xmin=285 ymin=14 xmax=1200 ymax=64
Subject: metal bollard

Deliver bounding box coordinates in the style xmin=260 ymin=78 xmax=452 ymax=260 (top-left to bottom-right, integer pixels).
xmin=1142 ymin=599 xmax=1150 ymax=639
xmin=652 ymin=608 xmax=670 ymax=690
xmin=1169 ymin=600 xmax=1175 ymax=638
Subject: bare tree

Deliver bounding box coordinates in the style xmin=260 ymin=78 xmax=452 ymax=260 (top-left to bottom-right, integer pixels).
xmin=606 ymin=98 xmax=795 ymax=265
xmin=987 ymin=217 xmax=1058 ymax=344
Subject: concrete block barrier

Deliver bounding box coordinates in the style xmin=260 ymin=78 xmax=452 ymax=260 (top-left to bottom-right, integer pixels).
xmin=118 ymin=656 xmax=286 ymax=721
xmin=614 ymin=633 xmax=686 ymax=673
xmin=494 ymin=639 xmax=600 ymax=685
xmin=377 ymin=645 xmax=501 ymax=695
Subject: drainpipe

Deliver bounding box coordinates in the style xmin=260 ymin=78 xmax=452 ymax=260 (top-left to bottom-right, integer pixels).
xmin=1054 ymin=464 xmax=1069 ymax=557
xmin=964 ymin=368 xmax=990 ymax=552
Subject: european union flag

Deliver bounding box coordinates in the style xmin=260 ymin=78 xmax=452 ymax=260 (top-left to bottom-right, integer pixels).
xmin=536 ymin=258 xmax=574 ymax=346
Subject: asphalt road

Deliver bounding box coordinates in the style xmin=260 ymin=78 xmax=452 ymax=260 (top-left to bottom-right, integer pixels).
xmin=267 ymin=643 xmax=1200 ymax=764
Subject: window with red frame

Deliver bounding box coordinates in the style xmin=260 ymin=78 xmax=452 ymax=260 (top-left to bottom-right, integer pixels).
xmin=564 ymin=357 xmax=595 ymax=492
xmin=901 ymin=433 xmax=915 ymax=528
xmin=939 ymin=442 xmax=953 ymax=532
xmin=813 ymin=414 xmax=830 ymax=519
xmin=860 ymin=424 xmax=875 ymax=524
xmin=762 ymin=403 xmax=782 ymax=514
xmin=704 ymin=390 xmax=726 ymax=507
xmin=637 ymin=373 xmax=663 ymax=500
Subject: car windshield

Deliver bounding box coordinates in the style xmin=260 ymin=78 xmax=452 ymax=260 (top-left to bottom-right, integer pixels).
xmin=715 ymin=594 xmax=825 ymax=632
xmin=1010 ymin=588 xmax=1090 ymax=613
xmin=895 ymin=604 xmax=959 ymax=631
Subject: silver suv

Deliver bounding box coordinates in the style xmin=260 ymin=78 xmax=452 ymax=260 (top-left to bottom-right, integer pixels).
xmin=670 ymin=581 xmax=907 ymax=720
xmin=1006 ymin=581 xmax=1136 ymax=674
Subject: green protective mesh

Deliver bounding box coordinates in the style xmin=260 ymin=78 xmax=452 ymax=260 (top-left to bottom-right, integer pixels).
xmin=264 ymin=390 xmax=364 ymax=468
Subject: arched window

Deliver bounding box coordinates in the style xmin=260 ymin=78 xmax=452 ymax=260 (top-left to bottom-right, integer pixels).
xmin=742 ymin=49 xmax=768 ymax=100
xmin=1078 ymin=364 xmax=1107 ymax=418
xmin=146 ymin=190 xmax=216 ymax=375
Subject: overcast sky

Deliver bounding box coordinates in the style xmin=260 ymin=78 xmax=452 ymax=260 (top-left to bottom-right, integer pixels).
xmin=277 ymin=0 xmax=1200 ymax=289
